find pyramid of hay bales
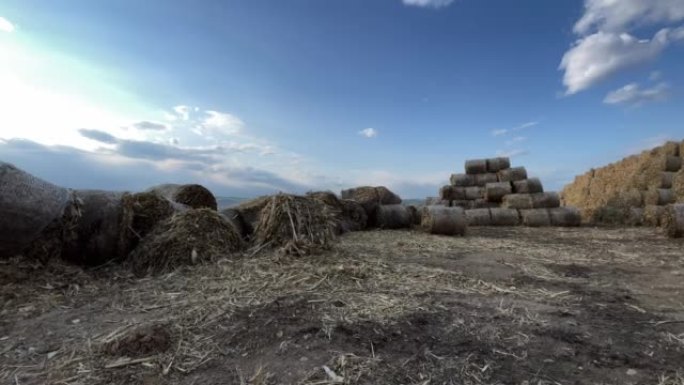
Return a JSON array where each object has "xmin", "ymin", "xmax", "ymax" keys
[
  {"xmin": 426, "ymin": 157, "xmax": 580, "ymax": 227},
  {"xmin": 562, "ymin": 140, "xmax": 684, "ymax": 226}
]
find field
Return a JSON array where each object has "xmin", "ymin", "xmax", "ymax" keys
[{"xmin": 1, "ymin": 227, "xmax": 684, "ymax": 385}]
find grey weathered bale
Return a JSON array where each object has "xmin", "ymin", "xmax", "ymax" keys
[
  {"xmin": 147, "ymin": 184, "xmax": 218, "ymax": 210},
  {"xmin": 474, "ymin": 173, "xmax": 499, "ymax": 187},
  {"xmin": 643, "ymin": 205, "xmax": 666, "ymax": 227},
  {"xmin": 421, "ymin": 206, "xmax": 467, "ymax": 236},
  {"xmin": 486, "ymin": 157, "xmax": 511, "ymax": 173},
  {"xmin": 501, "ymin": 194, "xmax": 534, "ymax": 210},
  {"xmin": 339, "ymin": 199, "xmax": 369, "ymax": 232},
  {"xmin": 663, "ymin": 204, "xmax": 684, "ymax": 238},
  {"xmin": 489, "ymin": 208, "xmax": 520, "ymax": 226},
  {"xmin": 465, "ymin": 159, "xmax": 488, "ymax": 175},
  {"xmin": 627, "ymin": 207, "xmax": 644, "ymax": 226},
  {"xmin": 548, "ymin": 207, "xmax": 582, "ymax": 227},
  {"xmin": 531, "ymin": 192, "xmax": 561, "ymax": 209},
  {"xmin": 465, "ymin": 187, "xmax": 485, "ymax": 200},
  {"xmin": 662, "ymin": 172, "xmax": 676, "ymax": 188},
  {"xmin": 512, "ymin": 178, "xmax": 544, "ymax": 194},
  {"xmin": 440, "ymin": 186, "xmax": 466, "ymax": 201},
  {"xmin": 664, "ymin": 156, "xmax": 682, "ymax": 172},
  {"xmin": 497, "ymin": 167, "xmax": 528, "ymax": 182},
  {"xmin": 643, "ymin": 188, "xmax": 675, "ymax": 206},
  {"xmin": 472, "ymin": 199, "xmax": 499, "ymax": 209},
  {"xmin": 485, "ymin": 182, "xmax": 513, "ymax": 203},
  {"xmin": 465, "ymin": 208, "xmax": 492, "ymax": 226},
  {"xmin": 520, "ymin": 209, "xmax": 551, "ymax": 227},
  {"xmin": 220, "ymin": 208, "xmax": 246, "ymax": 237},
  {"xmin": 406, "ymin": 205, "xmax": 421, "ymax": 226},
  {"xmin": 375, "ymin": 204, "xmax": 411, "ymax": 229},
  {"xmin": 450, "ymin": 200, "xmax": 474, "ymax": 209},
  {"xmin": 450, "ymin": 174, "xmax": 475, "ymax": 187}
]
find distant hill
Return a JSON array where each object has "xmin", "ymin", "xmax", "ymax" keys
[{"xmin": 216, "ymin": 197, "xmax": 248, "ymax": 209}]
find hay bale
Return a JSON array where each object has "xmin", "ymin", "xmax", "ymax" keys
[
  {"xmin": 643, "ymin": 205, "xmax": 666, "ymax": 227},
  {"xmin": 376, "ymin": 186, "xmax": 402, "ymax": 205},
  {"xmin": 474, "ymin": 173, "xmax": 499, "ymax": 187},
  {"xmin": 662, "ymin": 172, "xmax": 676, "ymax": 188},
  {"xmin": 254, "ymin": 194, "xmax": 337, "ymax": 255},
  {"xmin": 665, "ymin": 156, "xmax": 682, "ymax": 172},
  {"xmin": 549, "ymin": 207, "xmax": 581, "ymax": 227},
  {"xmin": 421, "ymin": 206, "xmax": 467, "ymax": 236},
  {"xmin": 663, "ymin": 204, "xmax": 684, "ymax": 238},
  {"xmin": 339, "ymin": 199, "xmax": 368, "ymax": 232},
  {"xmin": 616, "ymin": 188, "xmax": 644, "ymax": 207},
  {"xmin": 485, "ymin": 182, "xmax": 512, "ymax": 203},
  {"xmin": 425, "ymin": 197, "xmax": 450, "ymax": 206},
  {"xmin": 531, "ymin": 192, "xmax": 561, "ymax": 209},
  {"xmin": 147, "ymin": 184, "xmax": 217, "ymax": 210},
  {"xmin": 465, "ymin": 159, "xmax": 488, "ymax": 175},
  {"xmin": 450, "ymin": 173, "xmax": 475, "ymax": 187},
  {"xmin": 662, "ymin": 141, "xmax": 680, "ymax": 157},
  {"xmin": 643, "ymin": 188, "xmax": 674, "ymax": 206},
  {"xmin": 0, "ymin": 162, "xmax": 71, "ymax": 259},
  {"xmin": 450, "ymin": 200, "xmax": 474, "ymax": 209},
  {"xmin": 486, "ymin": 157, "xmax": 511, "ymax": 173},
  {"xmin": 501, "ymin": 194, "xmax": 534, "ymax": 210},
  {"xmin": 472, "ymin": 199, "xmax": 499, "ymax": 209},
  {"xmin": 341, "ymin": 186, "xmax": 401, "ymax": 224},
  {"xmin": 128, "ymin": 209, "xmax": 243, "ymax": 276},
  {"xmin": 440, "ymin": 186, "xmax": 466, "ymax": 201},
  {"xmin": 375, "ymin": 204, "xmax": 411, "ymax": 229},
  {"xmin": 675, "ymin": 170, "xmax": 684, "ymax": 202},
  {"xmin": 512, "ymin": 178, "xmax": 543, "ymax": 194},
  {"xmin": 220, "ymin": 208, "xmax": 246, "ymax": 237},
  {"xmin": 489, "ymin": 208, "xmax": 520, "ymax": 226},
  {"xmin": 235, "ymin": 196, "xmax": 271, "ymax": 236},
  {"xmin": 307, "ymin": 191, "xmax": 341, "ymax": 207},
  {"xmin": 406, "ymin": 205, "xmax": 421, "ymax": 226},
  {"xmin": 520, "ymin": 209, "xmax": 551, "ymax": 227},
  {"xmin": 497, "ymin": 167, "xmax": 528, "ymax": 182},
  {"xmin": 465, "ymin": 186, "xmax": 484, "ymax": 200},
  {"xmin": 591, "ymin": 206, "xmax": 630, "ymax": 225},
  {"xmin": 628, "ymin": 207, "xmax": 644, "ymax": 226},
  {"xmin": 465, "ymin": 208, "xmax": 492, "ymax": 226}
]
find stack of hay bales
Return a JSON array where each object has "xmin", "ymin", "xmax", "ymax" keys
[
  {"xmin": 562, "ymin": 140, "xmax": 684, "ymax": 228},
  {"xmin": 431, "ymin": 157, "xmax": 579, "ymax": 227},
  {"xmin": 341, "ymin": 186, "xmax": 413, "ymax": 229}
]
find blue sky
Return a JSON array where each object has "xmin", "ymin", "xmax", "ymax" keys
[{"xmin": 1, "ymin": 0, "xmax": 683, "ymax": 198}]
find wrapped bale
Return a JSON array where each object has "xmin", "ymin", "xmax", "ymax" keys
[
  {"xmin": 485, "ymin": 182, "xmax": 512, "ymax": 203},
  {"xmin": 474, "ymin": 173, "xmax": 499, "ymax": 187},
  {"xmin": 486, "ymin": 157, "xmax": 511, "ymax": 173},
  {"xmin": 663, "ymin": 204, "xmax": 684, "ymax": 238},
  {"xmin": 465, "ymin": 208, "xmax": 492, "ymax": 226},
  {"xmin": 147, "ymin": 184, "xmax": 218, "ymax": 210},
  {"xmin": 450, "ymin": 173, "xmax": 475, "ymax": 187},
  {"xmin": 489, "ymin": 208, "xmax": 520, "ymax": 226},
  {"xmin": 512, "ymin": 178, "xmax": 543, "ymax": 194},
  {"xmin": 340, "ymin": 199, "xmax": 368, "ymax": 232},
  {"xmin": 643, "ymin": 188, "xmax": 675, "ymax": 206},
  {"xmin": 472, "ymin": 199, "xmax": 499, "ymax": 209},
  {"xmin": 406, "ymin": 205, "xmax": 421, "ymax": 226},
  {"xmin": 549, "ymin": 207, "xmax": 582, "ymax": 227},
  {"xmin": 440, "ymin": 186, "xmax": 466, "ymax": 201},
  {"xmin": 501, "ymin": 194, "xmax": 534, "ymax": 210},
  {"xmin": 643, "ymin": 205, "xmax": 666, "ymax": 227},
  {"xmin": 465, "ymin": 186, "xmax": 485, "ymax": 200},
  {"xmin": 520, "ymin": 209, "xmax": 551, "ymax": 227},
  {"xmin": 664, "ymin": 156, "xmax": 682, "ymax": 172},
  {"xmin": 451, "ymin": 200, "xmax": 474, "ymax": 209},
  {"xmin": 662, "ymin": 172, "xmax": 676, "ymax": 188},
  {"xmin": 220, "ymin": 208, "xmax": 246, "ymax": 237},
  {"xmin": 421, "ymin": 206, "xmax": 467, "ymax": 236},
  {"xmin": 531, "ymin": 192, "xmax": 561, "ymax": 209},
  {"xmin": 497, "ymin": 167, "xmax": 528, "ymax": 182},
  {"xmin": 465, "ymin": 159, "xmax": 488, "ymax": 175},
  {"xmin": 426, "ymin": 197, "xmax": 450, "ymax": 206},
  {"xmin": 375, "ymin": 204, "xmax": 411, "ymax": 229}
]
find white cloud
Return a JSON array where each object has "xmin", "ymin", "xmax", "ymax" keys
[
  {"xmin": 603, "ymin": 82, "xmax": 670, "ymax": 106},
  {"xmin": 402, "ymin": 0, "xmax": 455, "ymax": 8},
  {"xmin": 491, "ymin": 121, "xmax": 537, "ymax": 137},
  {"xmin": 649, "ymin": 70, "xmax": 663, "ymax": 81},
  {"xmin": 505, "ymin": 136, "xmax": 526, "ymax": 146},
  {"xmin": 359, "ymin": 127, "xmax": 378, "ymax": 138},
  {"xmin": 574, "ymin": 0, "xmax": 684, "ymax": 35},
  {"xmin": 496, "ymin": 149, "xmax": 529, "ymax": 158},
  {"xmin": 0, "ymin": 17, "xmax": 15, "ymax": 33},
  {"xmin": 200, "ymin": 110, "xmax": 244, "ymax": 137},
  {"xmin": 173, "ymin": 105, "xmax": 191, "ymax": 121}
]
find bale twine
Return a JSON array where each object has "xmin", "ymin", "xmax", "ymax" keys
[
  {"xmin": 485, "ymin": 182, "xmax": 512, "ymax": 203},
  {"xmin": 421, "ymin": 206, "xmax": 467, "ymax": 236},
  {"xmin": 465, "ymin": 208, "xmax": 492, "ymax": 226},
  {"xmin": 643, "ymin": 188, "xmax": 675, "ymax": 206},
  {"xmin": 425, "ymin": 197, "xmax": 450, "ymax": 206},
  {"xmin": 664, "ymin": 156, "xmax": 682, "ymax": 172},
  {"xmin": 663, "ymin": 204, "xmax": 684, "ymax": 238},
  {"xmin": 451, "ymin": 200, "xmax": 474, "ymax": 209},
  {"xmin": 489, "ymin": 208, "xmax": 520, "ymax": 226},
  {"xmin": 0, "ymin": 162, "xmax": 71, "ymax": 259},
  {"xmin": 220, "ymin": 208, "xmax": 246, "ymax": 237},
  {"xmin": 512, "ymin": 178, "xmax": 543, "ymax": 194},
  {"xmin": 548, "ymin": 207, "xmax": 582, "ymax": 227},
  {"xmin": 501, "ymin": 194, "xmax": 534, "ymax": 210},
  {"xmin": 147, "ymin": 184, "xmax": 218, "ymax": 210},
  {"xmin": 643, "ymin": 205, "xmax": 666, "ymax": 227},
  {"xmin": 235, "ymin": 196, "xmax": 271, "ymax": 236},
  {"xmin": 465, "ymin": 186, "xmax": 485, "ymax": 200},
  {"xmin": 472, "ymin": 199, "xmax": 499, "ymax": 209},
  {"xmin": 497, "ymin": 167, "xmax": 528, "ymax": 182},
  {"xmin": 340, "ymin": 199, "xmax": 368, "ymax": 232},
  {"xmin": 127, "ymin": 209, "xmax": 243, "ymax": 276},
  {"xmin": 486, "ymin": 157, "xmax": 511, "ymax": 173},
  {"xmin": 375, "ymin": 204, "xmax": 412, "ymax": 229},
  {"xmin": 520, "ymin": 209, "xmax": 551, "ymax": 227},
  {"xmin": 406, "ymin": 205, "xmax": 421, "ymax": 226},
  {"xmin": 474, "ymin": 173, "xmax": 499, "ymax": 187},
  {"xmin": 450, "ymin": 173, "xmax": 475, "ymax": 187},
  {"xmin": 662, "ymin": 172, "xmax": 676, "ymax": 189},
  {"xmin": 440, "ymin": 186, "xmax": 466, "ymax": 201},
  {"xmin": 531, "ymin": 192, "xmax": 561, "ymax": 209},
  {"xmin": 465, "ymin": 159, "xmax": 488, "ymax": 175}
]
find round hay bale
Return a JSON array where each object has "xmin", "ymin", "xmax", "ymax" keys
[
  {"xmin": 474, "ymin": 173, "xmax": 499, "ymax": 187},
  {"xmin": 340, "ymin": 199, "xmax": 368, "ymax": 232},
  {"xmin": 628, "ymin": 207, "xmax": 644, "ymax": 226},
  {"xmin": 591, "ymin": 206, "xmax": 629, "ymax": 225},
  {"xmin": 0, "ymin": 162, "xmax": 70, "ymax": 259},
  {"xmin": 341, "ymin": 186, "xmax": 381, "ymax": 223},
  {"xmin": 662, "ymin": 172, "xmax": 676, "ymax": 188},
  {"xmin": 497, "ymin": 167, "xmax": 528, "ymax": 182},
  {"xmin": 406, "ymin": 205, "xmax": 421, "ymax": 226},
  {"xmin": 450, "ymin": 173, "xmax": 475, "ymax": 187},
  {"xmin": 664, "ymin": 156, "xmax": 682, "ymax": 172},
  {"xmin": 128, "ymin": 208, "xmax": 243, "ymax": 276},
  {"xmin": 489, "ymin": 208, "xmax": 520, "ymax": 226},
  {"xmin": 663, "ymin": 204, "xmax": 684, "ymax": 238},
  {"xmin": 485, "ymin": 182, "xmax": 512, "ymax": 203},
  {"xmin": 662, "ymin": 141, "xmax": 680, "ymax": 157},
  {"xmin": 307, "ymin": 191, "xmax": 342, "ymax": 207},
  {"xmin": 451, "ymin": 200, "xmax": 474, "ymax": 209},
  {"xmin": 375, "ymin": 186, "xmax": 402, "ymax": 205},
  {"xmin": 147, "ymin": 184, "xmax": 217, "ymax": 210},
  {"xmin": 254, "ymin": 194, "xmax": 337, "ymax": 255},
  {"xmin": 643, "ymin": 188, "xmax": 675, "ymax": 206},
  {"xmin": 465, "ymin": 159, "xmax": 488, "ymax": 175},
  {"xmin": 440, "ymin": 185, "xmax": 466, "ymax": 201},
  {"xmin": 235, "ymin": 196, "xmax": 271, "ymax": 236},
  {"xmin": 520, "ymin": 209, "xmax": 551, "ymax": 227},
  {"xmin": 616, "ymin": 188, "xmax": 644, "ymax": 207},
  {"xmin": 472, "ymin": 199, "xmax": 499, "ymax": 209},
  {"xmin": 465, "ymin": 186, "xmax": 485, "ymax": 200},
  {"xmin": 531, "ymin": 192, "xmax": 561, "ymax": 209},
  {"xmin": 425, "ymin": 197, "xmax": 450, "ymax": 206},
  {"xmin": 643, "ymin": 205, "xmax": 666, "ymax": 227},
  {"xmin": 375, "ymin": 204, "xmax": 411, "ymax": 229},
  {"xmin": 548, "ymin": 207, "xmax": 581, "ymax": 227},
  {"xmin": 421, "ymin": 206, "xmax": 466, "ymax": 236},
  {"xmin": 501, "ymin": 194, "xmax": 534, "ymax": 210},
  {"xmin": 512, "ymin": 178, "xmax": 544, "ymax": 194},
  {"xmin": 219, "ymin": 208, "xmax": 246, "ymax": 237},
  {"xmin": 465, "ymin": 208, "xmax": 492, "ymax": 226},
  {"xmin": 674, "ymin": 170, "xmax": 684, "ymax": 202},
  {"xmin": 486, "ymin": 157, "xmax": 511, "ymax": 173}
]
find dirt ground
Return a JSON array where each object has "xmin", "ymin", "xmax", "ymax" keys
[{"xmin": 2, "ymin": 226, "xmax": 684, "ymax": 385}]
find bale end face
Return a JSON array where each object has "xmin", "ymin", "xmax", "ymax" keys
[
  {"xmin": 485, "ymin": 182, "xmax": 512, "ymax": 203},
  {"xmin": 465, "ymin": 159, "xmax": 488, "ymax": 175}
]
